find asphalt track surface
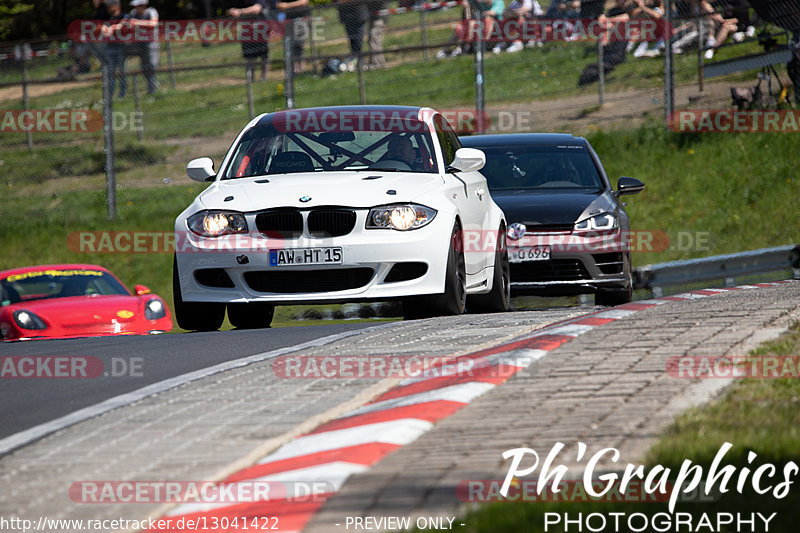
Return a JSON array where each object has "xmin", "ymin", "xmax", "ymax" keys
[{"xmin": 0, "ymin": 323, "xmax": 376, "ymax": 439}]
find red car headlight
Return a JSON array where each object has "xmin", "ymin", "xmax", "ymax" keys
[
  {"xmin": 144, "ymin": 298, "xmax": 167, "ymax": 320},
  {"xmin": 13, "ymin": 310, "xmax": 47, "ymax": 330}
]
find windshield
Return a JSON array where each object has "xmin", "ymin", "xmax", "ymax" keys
[
  {"xmin": 477, "ymin": 145, "xmax": 605, "ymax": 191},
  {"xmin": 222, "ymin": 126, "xmax": 438, "ymax": 179},
  {"xmin": 1, "ymin": 268, "xmax": 129, "ymax": 305}
]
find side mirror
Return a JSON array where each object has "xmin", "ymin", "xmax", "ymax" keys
[
  {"xmin": 447, "ymin": 148, "xmax": 486, "ymax": 173},
  {"xmin": 187, "ymin": 157, "xmax": 216, "ymax": 182},
  {"xmin": 616, "ymin": 176, "xmax": 645, "ymax": 196},
  {"xmin": 134, "ymin": 284, "xmax": 152, "ymax": 296}
]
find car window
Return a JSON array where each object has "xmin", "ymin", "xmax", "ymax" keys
[
  {"xmin": 221, "ymin": 125, "xmax": 437, "ymax": 179},
  {"xmin": 433, "ymin": 114, "xmax": 461, "ymax": 167},
  {"xmin": 1, "ymin": 269, "xmax": 129, "ymax": 305},
  {"xmin": 475, "ymin": 145, "xmax": 605, "ymax": 190}
]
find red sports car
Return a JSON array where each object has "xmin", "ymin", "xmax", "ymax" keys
[{"xmin": 0, "ymin": 264, "xmax": 172, "ymax": 341}]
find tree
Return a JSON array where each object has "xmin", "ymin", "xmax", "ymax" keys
[{"xmin": 0, "ymin": 1, "xmax": 35, "ymax": 40}]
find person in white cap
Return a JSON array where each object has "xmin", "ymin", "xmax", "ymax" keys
[{"xmin": 129, "ymin": 0, "xmax": 160, "ymax": 94}]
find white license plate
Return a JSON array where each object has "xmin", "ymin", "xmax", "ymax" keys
[
  {"xmin": 269, "ymin": 247, "xmax": 343, "ymax": 266},
  {"xmin": 509, "ymin": 245, "xmax": 550, "ymax": 263}
]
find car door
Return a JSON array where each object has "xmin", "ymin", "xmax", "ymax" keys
[{"xmin": 434, "ymin": 114, "xmax": 488, "ymax": 275}]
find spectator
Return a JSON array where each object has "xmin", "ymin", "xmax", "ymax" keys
[
  {"xmin": 128, "ymin": 0, "xmax": 159, "ymax": 94},
  {"xmin": 227, "ymin": 0, "xmax": 271, "ymax": 81},
  {"xmin": 366, "ymin": 0, "xmax": 387, "ymax": 69},
  {"xmin": 93, "ymin": 0, "xmax": 109, "ymax": 19},
  {"xmin": 473, "ymin": 0, "xmax": 506, "ymax": 37},
  {"xmin": 334, "ymin": 0, "xmax": 386, "ymax": 70},
  {"xmin": 671, "ymin": 0, "xmax": 737, "ymax": 59},
  {"xmin": 597, "ymin": 0, "xmax": 633, "ymax": 46},
  {"xmin": 436, "ymin": 1, "xmax": 474, "ymax": 58},
  {"xmin": 629, "ymin": 0, "xmax": 665, "ymax": 57},
  {"xmin": 436, "ymin": 0, "xmax": 504, "ymax": 58},
  {"xmin": 493, "ymin": 0, "xmax": 543, "ymax": 53},
  {"xmin": 721, "ymin": 0, "xmax": 757, "ymax": 41},
  {"xmin": 57, "ymin": 40, "xmax": 93, "ymax": 80},
  {"xmin": 100, "ymin": 0, "xmax": 129, "ymax": 98},
  {"xmin": 702, "ymin": 0, "xmax": 738, "ymax": 58},
  {"xmin": 544, "ymin": 0, "xmax": 573, "ymax": 19},
  {"xmin": 334, "ymin": 0, "xmax": 368, "ymax": 67},
  {"xmin": 275, "ymin": 0, "xmax": 311, "ymax": 74},
  {"xmin": 543, "ymin": 0, "xmax": 582, "ymax": 40}
]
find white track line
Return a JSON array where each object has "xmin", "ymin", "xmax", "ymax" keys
[
  {"xmin": 259, "ymin": 418, "xmax": 433, "ymax": 464},
  {"xmin": 345, "ymin": 382, "xmax": 496, "ymax": 417}
]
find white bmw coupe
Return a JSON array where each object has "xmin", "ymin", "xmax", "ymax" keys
[{"xmin": 173, "ymin": 105, "xmax": 508, "ymax": 330}]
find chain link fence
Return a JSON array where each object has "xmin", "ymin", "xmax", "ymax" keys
[{"xmin": 1, "ymin": 0, "xmax": 797, "ymax": 301}]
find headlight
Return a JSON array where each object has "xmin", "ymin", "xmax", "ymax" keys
[
  {"xmin": 13, "ymin": 310, "xmax": 47, "ymax": 330},
  {"xmin": 574, "ymin": 213, "xmax": 618, "ymax": 231},
  {"xmin": 366, "ymin": 204, "xmax": 437, "ymax": 231},
  {"xmin": 507, "ymin": 222, "xmax": 527, "ymax": 240},
  {"xmin": 144, "ymin": 298, "xmax": 167, "ymax": 320},
  {"xmin": 187, "ymin": 211, "xmax": 248, "ymax": 237}
]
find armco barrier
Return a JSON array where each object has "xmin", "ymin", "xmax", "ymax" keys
[{"xmin": 633, "ymin": 244, "xmax": 800, "ymax": 295}]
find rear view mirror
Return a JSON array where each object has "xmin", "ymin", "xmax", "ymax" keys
[
  {"xmin": 134, "ymin": 284, "xmax": 152, "ymax": 295},
  {"xmin": 319, "ymin": 131, "xmax": 355, "ymax": 143},
  {"xmin": 616, "ymin": 176, "xmax": 645, "ymax": 196},
  {"xmin": 448, "ymin": 148, "xmax": 486, "ymax": 173},
  {"xmin": 187, "ymin": 157, "xmax": 216, "ymax": 182}
]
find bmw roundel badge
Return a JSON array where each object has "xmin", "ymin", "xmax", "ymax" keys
[{"xmin": 299, "ymin": 196, "xmax": 312, "ymax": 203}]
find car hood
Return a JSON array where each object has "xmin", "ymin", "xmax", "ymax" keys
[
  {"xmin": 8, "ymin": 295, "xmax": 145, "ymax": 327},
  {"xmin": 491, "ymin": 190, "xmax": 615, "ymax": 226},
  {"xmin": 199, "ymin": 172, "xmax": 444, "ymax": 211}
]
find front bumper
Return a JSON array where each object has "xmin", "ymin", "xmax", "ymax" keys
[
  {"xmin": 175, "ymin": 210, "xmax": 453, "ymax": 304},
  {"xmin": 508, "ymin": 229, "xmax": 630, "ymax": 295}
]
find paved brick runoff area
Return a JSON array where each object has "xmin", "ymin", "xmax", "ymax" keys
[
  {"xmin": 2, "ymin": 282, "xmax": 798, "ymax": 532},
  {"xmin": 304, "ymin": 282, "xmax": 800, "ymax": 532},
  {"xmin": 0, "ymin": 309, "xmax": 589, "ymax": 527}
]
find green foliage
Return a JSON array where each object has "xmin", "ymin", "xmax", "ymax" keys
[{"xmin": 0, "ymin": 1, "xmax": 35, "ymax": 39}]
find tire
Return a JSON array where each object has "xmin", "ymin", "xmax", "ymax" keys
[
  {"xmin": 595, "ymin": 255, "xmax": 633, "ymax": 306},
  {"xmin": 468, "ymin": 226, "xmax": 511, "ymax": 313},
  {"xmin": 228, "ymin": 302, "xmax": 275, "ymax": 329},
  {"xmin": 403, "ymin": 224, "xmax": 467, "ymax": 319},
  {"xmin": 172, "ymin": 255, "xmax": 225, "ymax": 331},
  {"xmin": 595, "ymin": 285, "xmax": 633, "ymax": 306}
]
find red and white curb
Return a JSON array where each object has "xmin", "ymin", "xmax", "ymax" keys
[{"xmin": 152, "ymin": 281, "xmax": 793, "ymax": 532}]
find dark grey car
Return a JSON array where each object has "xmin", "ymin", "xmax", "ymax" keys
[{"xmin": 460, "ymin": 133, "xmax": 645, "ymax": 306}]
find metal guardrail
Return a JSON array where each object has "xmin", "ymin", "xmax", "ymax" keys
[
  {"xmin": 704, "ymin": 47, "xmax": 793, "ymax": 78},
  {"xmin": 633, "ymin": 244, "xmax": 800, "ymax": 295}
]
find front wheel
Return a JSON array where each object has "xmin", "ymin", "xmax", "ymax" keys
[
  {"xmin": 468, "ymin": 226, "xmax": 510, "ymax": 313},
  {"xmin": 594, "ymin": 285, "xmax": 633, "ymax": 306},
  {"xmin": 172, "ymin": 255, "xmax": 225, "ymax": 331},
  {"xmin": 403, "ymin": 224, "xmax": 466, "ymax": 319},
  {"xmin": 595, "ymin": 256, "xmax": 633, "ymax": 306}
]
